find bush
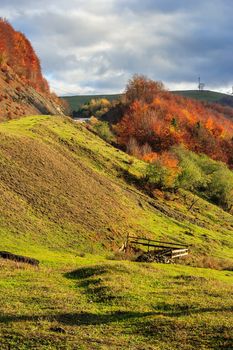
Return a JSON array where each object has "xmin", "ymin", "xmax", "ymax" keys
[
  {"xmin": 173, "ymin": 145, "xmax": 233, "ymax": 211},
  {"xmin": 75, "ymin": 98, "xmax": 112, "ymax": 119},
  {"xmin": 144, "ymin": 162, "xmax": 170, "ymax": 189},
  {"xmin": 125, "ymin": 74, "xmax": 164, "ymax": 104},
  {"xmin": 141, "ymin": 145, "xmax": 233, "ymax": 211},
  {"xmin": 207, "ymin": 168, "xmax": 233, "ymax": 211},
  {"xmin": 143, "ymin": 151, "xmax": 180, "ymax": 190},
  {"xmin": 173, "ymin": 146, "xmax": 210, "ymax": 191},
  {"xmin": 90, "ymin": 119, "xmax": 115, "ymax": 143}
]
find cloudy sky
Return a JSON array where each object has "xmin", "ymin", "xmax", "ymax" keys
[{"xmin": 1, "ymin": 0, "xmax": 233, "ymax": 95}]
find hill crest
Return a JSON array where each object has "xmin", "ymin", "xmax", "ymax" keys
[{"xmin": 62, "ymin": 90, "xmax": 233, "ymax": 113}]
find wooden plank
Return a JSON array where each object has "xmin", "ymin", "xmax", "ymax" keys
[
  {"xmin": 171, "ymin": 249, "xmax": 189, "ymax": 254},
  {"xmin": 128, "ymin": 236, "xmax": 188, "ymax": 248},
  {"xmin": 130, "ymin": 240, "xmax": 187, "ymax": 250},
  {"xmin": 172, "ymin": 252, "xmax": 189, "ymax": 258}
]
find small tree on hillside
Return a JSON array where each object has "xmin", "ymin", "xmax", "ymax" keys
[{"xmin": 125, "ymin": 74, "xmax": 165, "ymax": 104}]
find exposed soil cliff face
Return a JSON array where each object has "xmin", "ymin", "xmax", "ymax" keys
[
  {"xmin": 0, "ymin": 19, "xmax": 66, "ymax": 120},
  {"xmin": 0, "ymin": 66, "xmax": 66, "ymax": 120}
]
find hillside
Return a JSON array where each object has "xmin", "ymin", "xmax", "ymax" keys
[
  {"xmin": 173, "ymin": 89, "xmax": 233, "ymax": 106},
  {"xmin": 0, "ymin": 65, "xmax": 66, "ymax": 120},
  {"xmin": 0, "ymin": 19, "xmax": 66, "ymax": 120},
  {"xmin": 0, "ymin": 114, "xmax": 232, "ymax": 259},
  {"xmin": 0, "ymin": 115, "xmax": 232, "ymax": 349},
  {"xmin": 62, "ymin": 90, "xmax": 233, "ymax": 114}
]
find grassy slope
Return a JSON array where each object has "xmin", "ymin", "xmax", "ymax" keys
[
  {"xmin": 0, "ymin": 115, "xmax": 232, "ymax": 349},
  {"xmin": 173, "ymin": 90, "xmax": 233, "ymax": 103}
]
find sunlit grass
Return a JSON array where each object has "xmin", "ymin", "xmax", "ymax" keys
[{"xmin": 0, "ymin": 115, "xmax": 232, "ymax": 349}]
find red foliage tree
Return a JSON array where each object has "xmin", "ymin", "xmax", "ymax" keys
[
  {"xmin": 115, "ymin": 75, "xmax": 233, "ymax": 168},
  {"xmin": 0, "ymin": 18, "xmax": 49, "ymax": 92}
]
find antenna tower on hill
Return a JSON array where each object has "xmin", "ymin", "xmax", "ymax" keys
[{"xmin": 198, "ymin": 77, "xmax": 205, "ymax": 91}]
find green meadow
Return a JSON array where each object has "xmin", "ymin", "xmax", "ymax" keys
[{"xmin": 0, "ymin": 115, "xmax": 232, "ymax": 349}]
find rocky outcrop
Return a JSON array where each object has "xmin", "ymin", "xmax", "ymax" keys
[{"xmin": 0, "ymin": 65, "xmax": 67, "ymax": 121}]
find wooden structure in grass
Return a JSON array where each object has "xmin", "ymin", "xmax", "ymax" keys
[{"xmin": 121, "ymin": 235, "xmax": 189, "ymax": 263}]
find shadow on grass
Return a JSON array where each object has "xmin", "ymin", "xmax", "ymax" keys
[
  {"xmin": 1, "ymin": 310, "xmax": 232, "ymax": 350},
  {"xmin": 57, "ymin": 311, "xmax": 156, "ymax": 326},
  {"xmin": 65, "ymin": 265, "xmax": 127, "ymax": 281},
  {"xmin": 155, "ymin": 303, "xmax": 233, "ymax": 317},
  {"xmin": 64, "ymin": 265, "xmax": 127, "ymax": 303},
  {"xmin": 134, "ymin": 317, "xmax": 233, "ymax": 350},
  {"xmin": 0, "ymin": 305, "xmax": 232, "ymax": 326},
  {"xmin": 0, "ymin": 311, "xmax": 155, "ymax": 326},
  {"xmin": 65, "ymin": 266, "xmax": 108, "ymax": 280}
]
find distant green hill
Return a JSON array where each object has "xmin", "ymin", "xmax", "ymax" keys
[
  {"xmin": 62, "ymin": 94, "xmax": 122, "ymax": 112},
  {"xmin": 62, "ymin": 90, "xmax": 233, "ymax": 113},
  {"xmin": 173, "ymin": 89, "xmax": 233, "ymax": 105}
]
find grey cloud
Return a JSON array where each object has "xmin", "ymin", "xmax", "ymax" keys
[
  {"xmin": 114, "ymin": 0, "xmax": 199, "ymax": 14},
  {"xmin": 14, "ymin": 12, "xmax": 108, "ymax": 48},
  {"xmin": 1, "ymin": 0, "xmax": 233, "ymax": 94}
]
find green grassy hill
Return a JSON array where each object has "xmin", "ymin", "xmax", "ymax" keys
[
  {"xmin": 0, "ymin": 115, "xmax": 232, "ymax": 349},
  {"xmin": 173, "ymin": 90, "xmax": 233, "ymax": 104},
  {"xmin": 0, "ymin": 115, "xmax": 232, "ymax": 260},
  {"xmin": 62, "ymin": 90, "xmax": 233, "ymax": 113},
  {"xmin": 62, "ymin": 94, "xmax": 122, "ymax": 112}
]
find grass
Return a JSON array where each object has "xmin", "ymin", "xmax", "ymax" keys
[
  {"xmin": 0, "ymin": 115, "xmax": 232, "ymax": 259},
  {"xmin": 173, "ymin": 90, "xmax": 233, "ymax": 103},
  {"xmin": 0, "ymin": 258, "xmax": 232, "ymax": 349},
  {"xmin": 0, "ymin": 114, "xmax": 232, "ymax": 348}
]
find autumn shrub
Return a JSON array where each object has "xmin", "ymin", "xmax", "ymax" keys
[
  {"xmin": 89, "ymin": 116, "xmax": 99, "ymax": 125},
  {"xmin": 76, "ymin": 98, "xmax": 112, "ymax": 119},
  {"xmin": 125, "ymin": 74, "xmax": 164, "ymax": 104},
  {"xmin": 126, "ymin": 137, "xmax": 142, "ymax": 158},
  {"xmin": 126, "ymin": 138, "xmax": 153, "ymax": 159},
  {"xmin": 115, "ymin": 75, "xmax": 233, "ymax": 168}
]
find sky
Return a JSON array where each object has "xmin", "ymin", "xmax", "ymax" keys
[{"xmin": 1, "ymin": 0, "xmax": 233, "ymax": 96}]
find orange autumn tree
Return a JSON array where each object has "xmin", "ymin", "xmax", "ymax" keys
[
  {"xmin": 0, "ymin": 18, "xmax": 49, "ymax": 92},
  {"xmin": 115, "ymin": 75, "xmax": 233, "ymax": 168}
]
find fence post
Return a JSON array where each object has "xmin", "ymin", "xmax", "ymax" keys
[{"xmin": 125, "ymin": 233, "xmax": 129, "ymax": 252}]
